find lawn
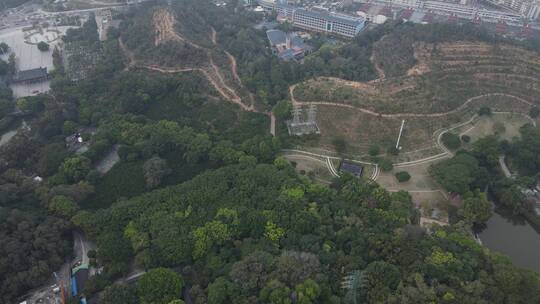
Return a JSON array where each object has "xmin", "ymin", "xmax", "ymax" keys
[
  {"xmin": 460, "ymin": 112, "xmax": 533, "ymax": 143},
  {"xmin": 282, "ymin": 154, "xmax": 334, "ymax": 184}
]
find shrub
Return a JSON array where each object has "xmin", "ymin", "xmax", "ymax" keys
[
  {"xmin": 368, "ymin": 145, "xmax": 380, "ymax": 157},
  {"xmin": 461, "ymin": 135, "xmax": 471, "ymax": 143},
  {"xmin": 395, "ymin": 171, "xmax": 411, "ymax": 182},
  {"xmin": 492, "ymin": 122, "xmax": 506, "ymax": 135},
  {"xmin": 529, "ymin": 107, "xmax": 540, "ymax": 118},
  {"xmin": 478, "ymin": 107, "xmax": 491, "ymax": 116},
  {"xmin": 441, "ymin": 133, "xmax": 461, "ymax": 150},
  {"xmin": 37, "ymin": 41, "xmax": 50, "ymax": 52},
  {"xmin": 387, "ymin": 146, "xmax": 399, "ymax": 156},
  {"xmin": 332, "ymin": 137, "xmax": 347, "ymax": 154},
  {"xmin": 378, "ymin": 159, "xmax": 393, "ymax": 172}
]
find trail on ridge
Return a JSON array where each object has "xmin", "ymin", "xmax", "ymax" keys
[{"xmin": 147, "ymin": 8, "xmax": 255, "ymax": 111}]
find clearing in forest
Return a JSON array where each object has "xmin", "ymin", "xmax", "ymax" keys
[{"xmin": 291, "ymin": 41, "xmax": 540, "ymax": 158}]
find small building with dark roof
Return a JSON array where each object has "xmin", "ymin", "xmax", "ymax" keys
[
  {"xmin": 266, "ymin": 29, "xmax": 313, "ymax": 62},
  {"xmin": 339, "ymin": 160, "xmax": 363, "ymax": 178},
  {"xmin": 11, "ymin": 67, "xmax": 49, "ymax": 84}
]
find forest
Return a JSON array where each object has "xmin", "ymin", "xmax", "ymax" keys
[
  {"xmin": 430, "ymin": 123, "xmax": 540, "ymax": 224},
  {"xmin": 1, "ymin": 0, "xmax": 540, "ymax": 303}
]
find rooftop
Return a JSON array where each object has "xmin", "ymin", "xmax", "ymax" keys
[
  {"xmin": 294, "ymin": 8, "xmax": 365, "ymax": 26},
  {"xmin": 340, "ymin": 161, "xmax": 364, "ymax": 177},
  {"xmin": 12, "ymin": 67, "xmax": 48, "ymax": 83},
  {"xmin": 266, "ymin": 29, "xmax": 313, "ymax": 61}
]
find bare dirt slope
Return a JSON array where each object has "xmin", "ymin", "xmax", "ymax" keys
[
  {"xmin": 139, "ymin": 8, "xmax": 254, "ymax": 111},
  {"xmin": 293, "ymin": 42, "xmax": 540, "ymax": 115}
]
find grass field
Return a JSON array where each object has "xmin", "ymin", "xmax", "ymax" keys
[
  {"xmin": 460, "ymin": 112, "xmax": 533, "ymax": 143},
  {"xmin": 377, "ymin": 161, "xmax": 450, "ymax": 221},
  {"xmin": 377, "ymin": 161, "xmax": 441, "ymax": 192},
  {"xmin": 297, "ymin": 104, "xmax": 458, "ymax": 157},
  {"xmin": 282, "ymin": 154, "xmax": 334, "ymax": 184}
]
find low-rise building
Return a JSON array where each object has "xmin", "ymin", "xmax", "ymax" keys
[
  {"xmin": 266, "ymin": 29, "xmax": 313, "ymax": 61},
  {"xmin": 339, "ymin": 161, "xmax": 364, "ymax": 178},
  {"xmin": 11, "ymin": 67, "xmax": 49, "ymax": 84}
]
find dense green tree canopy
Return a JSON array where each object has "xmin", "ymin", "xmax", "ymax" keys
[{"xmin": 137, "ymin": 268, "xmax": 184, "ymax": 304}]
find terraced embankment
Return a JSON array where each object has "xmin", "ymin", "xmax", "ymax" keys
[
  {"xmin": 293, "ymin": 42, "xmax": 539, "ymax": 115},
  {"xmin": 291, "ymin": 41, "xmax": 539, "ymax": 156}
]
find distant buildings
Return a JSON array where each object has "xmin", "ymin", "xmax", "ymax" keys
[
  {"xmin": 363, "ymin": 0, "xmax": 535, "ymax": 22},
  {"xmin": 259, "ymin": 0, "xmax": 366, "ymax": 38},
  {"xmin": 485, "ymin": 0, "xmax": 540, "ymax": 20},
  {"xmin": 266, "ymin": 29, "xmax": 313, "ymax": 61}
]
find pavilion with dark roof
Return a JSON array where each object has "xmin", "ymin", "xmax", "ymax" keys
[
  {"xmin": 11, "ymin": 67, "xmax": 49, "ymax": 84},
  {"xmin": 339, "ymin": 160, "xmax": 364, "ymax": 178}
]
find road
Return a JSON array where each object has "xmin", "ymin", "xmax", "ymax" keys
[
  {"xmin": 20, "ymin": 231, "xmax": 96, "ymax": 303},
  {"xmin": 499, "ymin": 155, "xmax": 513, "ymax": 178}
]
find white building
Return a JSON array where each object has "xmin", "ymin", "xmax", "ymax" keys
[
  {"xmin": 259, "ymin": 0, "xmax": 366, "ymax": 37},
  {"xmin": 486, "ymin": 0, "xmax": 540, "ymax": 19}
]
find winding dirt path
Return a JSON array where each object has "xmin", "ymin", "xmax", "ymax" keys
[
  {"xmin": 146, "ymin": 9, "xmax": 256, "ymax": 111},
  {"xmin": 210, "ymin": 26, "xmax": 217, "ymax": 45},
  {"xmin": 120, "ymin": 8, "xmax": 276, "ymax": 134},
  {"xmin": 153, "ymin": 9, "xmax": 202, "ymax": 49},
  {"xmin": 225, "ymin": 51, "xmax": 242, "ymax": 85}
]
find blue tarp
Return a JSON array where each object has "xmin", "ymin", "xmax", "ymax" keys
[{"xmin": 71, "ymin": 276, "xmax": 78, "ymax": 296}]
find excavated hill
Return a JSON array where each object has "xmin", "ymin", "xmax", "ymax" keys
[
  {"xmin": 294, "ymin": 41, "xmax": 539, "ymax": 115},
  {"xmin": 118, "ymin": 4, "xmax": 254, "ymax": 110}
]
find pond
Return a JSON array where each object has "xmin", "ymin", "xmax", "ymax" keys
[{"xmin": 478, "ymin": 208, "xmax": 540, "ymax": 272}]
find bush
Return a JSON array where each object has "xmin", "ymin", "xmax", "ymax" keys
[
  {"xmin": 387, "ymin": 146, "xmax": 399, "ymax": 156},
  {"xmin": 37, "ymin": 41, "xmax": 50, "ymax": 52},
  {"xmin": 529, "ymin": 107, "xmax": 540, "ymax": 118},
  {"xmin": 332, "ymin": 137, "xmax": 347, "ymax": 154},
  {"xmin": 272, "ymin": 100, "xmax": 292, "ymax": 121},
  {"xmin": 478, "ymin": 107, "xmax": 491, "ymax": 116},
  {"xmin": 368, "ymin": 145, "xmax": 380, "ymax": 157},
  {"xmin": 492, "ymin": 122, "xmax": 506, "ymax": 135},
  {"xmin": 395, "ymin": 171, "xmax": 411, "ymax": 182},
  {"xmin": 378, "ymin": 159, "xmax": 393, "ymax": 172},
  {"xmin": 461, "ymin": 135, "xmax": 471, "ymax": 143},
  {"xmin": 0, "ymin": 42, "xmax": 9, "ymax": 55},
  {"xmin": 441, "ymin": 133, "xmax": 461, "ymax": 150}
]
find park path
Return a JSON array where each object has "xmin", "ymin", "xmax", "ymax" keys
[
  {"xmin": 499, "ymin": 155, "xmax": 513, "ymax": 178},
  {"xmin": 290, "ymin": 83, "xmax": 534, "ymax": 118},
  {"xmin": 282, "ymin": 149, "xmax": 380, "ymax": 181},
  {"xmin": 270, "ymin": 112, "xmax": 276, "ymax": 136}
]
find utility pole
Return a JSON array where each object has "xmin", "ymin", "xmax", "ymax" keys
[{"xmin": 395, "ymin": 119, "xmax": 405, "ymax": 150}]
